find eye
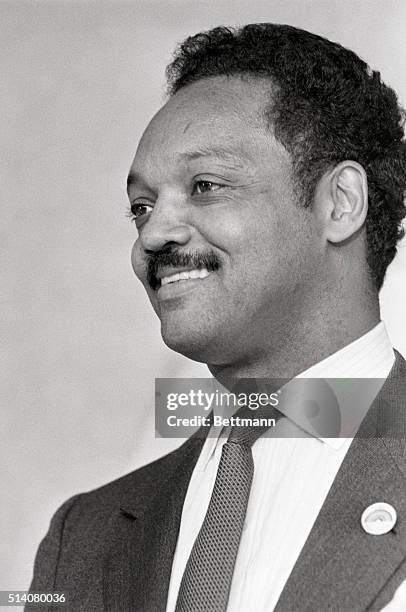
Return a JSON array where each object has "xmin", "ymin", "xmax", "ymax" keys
[
  {"xmin": 128, "ymin": 202, "xmax": 153, "ymax": 222},
  {"xmin": 193, "ymin": 180, "xmax": 222, "ymax": 195}
]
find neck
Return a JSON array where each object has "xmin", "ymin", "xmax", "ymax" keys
[{"xmin": 208, "ymin": 300, "xmax": 380, "ymax": 385}]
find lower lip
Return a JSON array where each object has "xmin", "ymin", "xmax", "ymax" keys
[{"xmin": 156, "ymin": 276, "xmax": 211, "ymax": 301}]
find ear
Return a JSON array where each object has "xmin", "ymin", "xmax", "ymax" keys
[{"xmin": 315, "ymin": 161, "xmax": 368, "ymax": 244}]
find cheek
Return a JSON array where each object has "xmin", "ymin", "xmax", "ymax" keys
[
  {"xmin": 237, "ymin": 211, "xmax": 313, "ymax": 286},
  {"xmin": 194, "ymin": 206, "xmax": 247, "ymax": 255}
]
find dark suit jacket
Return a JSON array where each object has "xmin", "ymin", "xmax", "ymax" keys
[{"xmin": 27, "ymin": 352, "xmax": 406, "ymax": 611}]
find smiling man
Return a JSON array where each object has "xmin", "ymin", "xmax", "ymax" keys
[
  {"xmin": 129, "ymin": 76, "xmax": 333, "ymax": 376},
  {"xmin": 28, "ymin": 24, "xmax": 406, "ymax": 612}
]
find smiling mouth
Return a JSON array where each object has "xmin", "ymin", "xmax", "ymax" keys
[
  {"xmin": 147, "ymin": 250, "xmax": 220, "ymax": 291},
  {"xmin": 160, "ymin": 268, "xmax": 210, "ymax": 287}
]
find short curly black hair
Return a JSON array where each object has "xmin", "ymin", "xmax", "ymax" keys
[{"xmin": 166, "ymin": 23, "xmax": 406, "ymax": 290}]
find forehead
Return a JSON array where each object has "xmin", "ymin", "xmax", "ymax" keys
[{"xmin": 134, "ymin": 76, "xmax": 276, "ymax": 168}]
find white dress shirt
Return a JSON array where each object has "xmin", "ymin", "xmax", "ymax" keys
[{"xmin": 166, "ymin": 322, "xmax": 395, "ymax": 612}]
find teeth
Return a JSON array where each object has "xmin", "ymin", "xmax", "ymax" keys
[{"xmin": 161, "ymin": 268, "xmax": 210, "ymax": 286}]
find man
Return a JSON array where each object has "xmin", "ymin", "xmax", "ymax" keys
[{"xmin": 28, "ymin": 23, "xmax": 406, "ymax": 611}]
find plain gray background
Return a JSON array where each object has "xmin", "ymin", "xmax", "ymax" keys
[{"xmin": 2, "ymin": 0, "xmax": 406, "ymax": 594}]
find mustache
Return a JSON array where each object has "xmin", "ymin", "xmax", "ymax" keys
[{"xmin": 147, "ymin": 247, "xmax": 221, "ymax": 289}]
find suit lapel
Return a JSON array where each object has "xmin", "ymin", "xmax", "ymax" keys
[
  {"xmin": 101, "ymin": 355, "xmax": 406, "ymax": 611},
  {"xmin": 276, "ymin": 352, "xmax": 406, "ymax": 611},
  {"xmin": 103, "ymin": 433, "xmax": 205, "ymax": 612}
]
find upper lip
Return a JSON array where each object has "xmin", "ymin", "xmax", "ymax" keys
[{"xmin": 156, "ymin": 266, "xmax": 208, "ymax": 280}]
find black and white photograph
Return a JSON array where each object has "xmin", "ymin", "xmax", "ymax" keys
[{"xmin": 2, "ymin": 1, "xmax": 406, "ymax": 611}]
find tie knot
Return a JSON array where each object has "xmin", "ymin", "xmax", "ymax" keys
[{"xmin": 227, "ymin": 403, "xmax": 281, "ymax": 447}]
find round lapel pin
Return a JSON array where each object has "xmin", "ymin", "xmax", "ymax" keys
[{"xmin": 361, "ymin": 502, "xmax": 397, "ymax": 535}]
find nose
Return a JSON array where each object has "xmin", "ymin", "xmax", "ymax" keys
[{"xmin": 139, "ymin": 199, "xmax": 192, "ymax": 253}]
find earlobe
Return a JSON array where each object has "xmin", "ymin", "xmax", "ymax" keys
[{"xmin": 326, "ymin": 161, "xmax": 368, "ymax": 244}]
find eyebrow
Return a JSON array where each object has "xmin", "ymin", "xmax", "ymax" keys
[
  {"xmin": 181, "ymin": 145, "xmax": 248, "ymax": 167},
  {"xmin": 126, "ymin": 144, "xmax": 249, "ymax": 193},
  {"xmin": 126, "ymin": 171, "xmax": 147, "ymax": 194}
]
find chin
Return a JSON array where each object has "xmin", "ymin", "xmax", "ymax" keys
[{"xmin": 160, "ymin": 320, "xmax": 219, "ymax": 363}]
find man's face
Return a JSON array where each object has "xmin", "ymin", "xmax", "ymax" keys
[{"xmin": 128, "ymin": 76, "xmax": 324, "ymax": 364}]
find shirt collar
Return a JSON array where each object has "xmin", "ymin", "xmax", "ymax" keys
[
  {"xmin": 289, "ymin": 320, "xmax": 395, "ymax": 448},
  {"xmin": 202, "ymin": 321, "xmax": 395, "ymax": 466}
]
